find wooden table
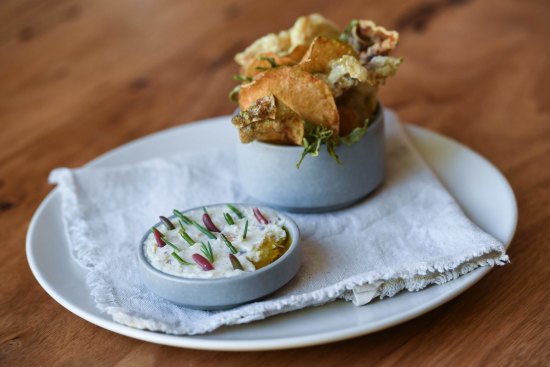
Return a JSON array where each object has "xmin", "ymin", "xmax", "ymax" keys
[{"xmin": 1, "ymin": 0, "xmax": 549, "ymax": 365}]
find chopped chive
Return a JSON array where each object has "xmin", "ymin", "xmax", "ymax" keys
[
  {"xmin": 220, "ymin": 234, "xmax": 238, "ymax": 254},
  {"xmin": 178, "ymin": 228, "xmax": 196, "ymax": 246},
  {"xmin": 202, "ymin": 206, "xmax": 208, "ymax": 214},
  {"xmin": 159, "ymin": 216, "xmax": 175, "ymax": 230},
  {"xmin": 243, "ymin": 219, "xmax": 249, "ymax": 239},
  {"xmin": 192, "ymin": 220, "xmax": 217, "ymax": 239},
  {"xmin": 226, "ymin": 204, "xmax": 244, "ymax": 219},
  {"xmin": 173, "ymin": 209, "xmax": 192, "ymax": 225},
  {"xmin": 171, "ymin": 252, "xmax": 192, "ymax": 265},
  {"xmin": 200, "ymin": 241, "xmax": 215, "ymax": 263},
  {"xmin": 224, "ymin": 212, "xmax": 235, "ymax": 225},
  {"xmin": 160, "ymin": 233, "xmax": 181, "ymax": 251}
]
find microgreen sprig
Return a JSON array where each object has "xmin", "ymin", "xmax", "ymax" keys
[
  {"xmin": 220, "ymin": 234, "xmax": 238, "ymax": 254},
  {"xmin": 296, "ymin": 121, "xmax": 339, "ymax": 169},
  {"xmin": 227, "ymin": 204, "xmax": 244, "ymax": 219},
  {"xmin": 172, "ymin": 252, "xmax": 192, "ymax": 265},
  {"xmin": 233, "ymin": 74, "xmax": 253, "ymax": 83},
  {"xmin": 200, "ymin": 241, "xmax": 215, "ymax": 263},
  {"xmin": 259, "ymin": 56, "xmax": 279, "ymax": 68},
  {"xmin": 296, "ymin": 117, "xmax": 371, "ymax": 168}
]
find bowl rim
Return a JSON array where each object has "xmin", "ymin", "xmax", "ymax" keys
[
  {"xmin": 238, "ymin": 102, "xmax": 383, "ymax": 150},
  {"xmin": 138, "ymin": 203, "xmax": 300, "ymax": 285}
]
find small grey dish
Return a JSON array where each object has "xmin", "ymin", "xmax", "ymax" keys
[
  {"xmin": 138, "ymin": 204, "xmax": 301, "ymax": 310},
  {"xmin": 236, "ymin": 104, "xmax": 385, "ymax": 213}
]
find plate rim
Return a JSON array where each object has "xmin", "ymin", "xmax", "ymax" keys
[{"xmin": 25, "ymin": 117, "xmax": 517, "ymax": 351}]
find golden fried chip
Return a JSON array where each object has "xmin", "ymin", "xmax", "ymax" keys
[
  {"xmin": 298, "ymin": 37, "xmax": 358, "ymax": 74},
  {"xmin": 240, "ymin": 45, "xmax": 308, "ymax": 78},
  {"xmin": 239, "ymin": 66, "xmax": 339, "ymax": 134}
]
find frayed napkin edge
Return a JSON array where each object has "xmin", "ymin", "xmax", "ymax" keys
[{"xmin": 97, "ymin": 245, "xmax": 508, "ymax": 336}]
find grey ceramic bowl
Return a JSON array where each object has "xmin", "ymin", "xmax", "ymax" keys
[
  {"xmin": 237, "ymin": 104, "xmax": 385, "ymax": 213},
  {"xmin": 138, "ymin": 204, "xmax": 301, "ymax": 310}
]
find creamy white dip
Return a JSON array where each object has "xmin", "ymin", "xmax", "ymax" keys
[{"xmin": 144, "ymin": 205, "xmax": 288, "ymax": 279}]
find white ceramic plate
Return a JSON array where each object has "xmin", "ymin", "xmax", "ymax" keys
[{"xmin": 26, "ymin": 116, "xmax": 517, "ymax": 351}]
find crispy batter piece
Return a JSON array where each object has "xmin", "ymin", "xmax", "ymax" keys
[
  {"xmin": 234, "ymin": 14, "xmax": 339, "ymax": 68},
  {"xmin": 342, "ymin": 20, "xmax": 399, "ymax": 64},
  {"xmin": 232, "ymin": 94, "xmax": 304, "ymax": 145},
  {"xmin": 315, "ymin": 54, "xmax": 369, "ymax": 97},
  {"xmin": 365, "ymin": 56, "xmax": 402, "ymax": 86}
]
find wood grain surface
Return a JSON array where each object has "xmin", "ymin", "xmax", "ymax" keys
[{"xmin": 1, "ymin": 0, "xmax": 549, "ymax": 365}]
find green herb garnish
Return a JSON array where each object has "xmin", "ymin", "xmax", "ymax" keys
[
  {"xmin": 233, "ymin": 74, "xmax": 253, "ymax": 83},
  {"xmin": 296, "ymin": 117, "xmax": 373, "ymax": 168},
  {"xmin": 339, "ymin": 118, "xmax": 370, "ymax": 146},
  {"xmin": 173, "ymin": 209, "xmax": 192, "ymax": 225},
  {"xmin": 259, "ymin": 56, "xmax": 279, "ymax": 68},
  {"xmin": 160, "ymin": 233, "xmax": 181, "ymax": 251},
  {"xmin": 296, "ymin": 121, "xmax": 339, "ymax": 168},
  {"xmin": 224, "ymin": 212, "xmax": 235, "ymax": 225},
  {"xmin": 339, "ymin": 20, "xmax": 359, "ymax": 43},
  {"xmin": 228, "ymin": 85, "xmax": 240, "ymax": 102},
  {"xmin": 192, "ymin": 220, "xmax": 217, "ymax": 239},
  {"xmin": 220, "ymin": 234, "xmax": 238, "ymax": 254},
  {"xmin": 178, "ymin": 227, "xmax": 196, "ymax": 246},
  {"xmin": 171, "ymin": 252, "xmax": 192, "ymax": 265},
  {"xmin": 200, "ymin": 241, "xmax": 215, "ymax": 263},
  {"xmin": 227, "ymin": 204, "xmax": 244, "ymax": 219},
  {"xmin": 243, "ymin": 219, "xmax": 249, "ymax": 239}
]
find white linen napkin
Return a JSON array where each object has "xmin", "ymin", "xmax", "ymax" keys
[{"xmin": 49, "ymin": 109, "xmax": 508, "ymax": 335}]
